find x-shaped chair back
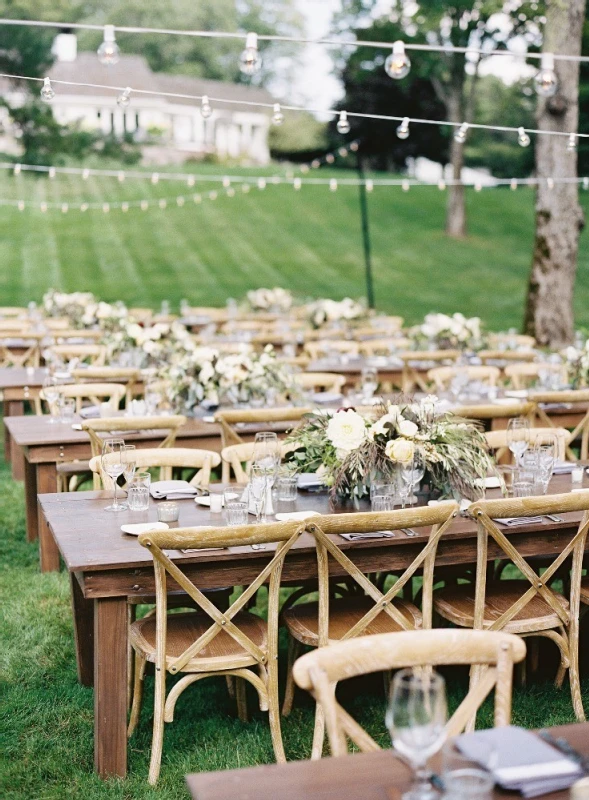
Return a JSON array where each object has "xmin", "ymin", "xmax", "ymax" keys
[
  {"xmin": 214, "ymin": 406, "xmax": 312, "ymax": 450},
  {"xmin": 529, "ymin": 389, "xmax": 589, "ymax": 460},
  {"xmin": 398, "ymin": 350, "xmax": 460, "ymax": 393},
  {"xmin": 0, "ymin": 334, "xmax": 43, "ymax": 367}
]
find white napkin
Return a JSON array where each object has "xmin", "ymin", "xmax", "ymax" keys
[
  {"xmin": 297, "ymin": 473, "xmax": 327, "ymax": 490},
  {"xmin": 495, "ymin": 516, "xmax": 543, "ymax": 526},
  {"xmin": 79, "ymin": 405, "xmax": 101, "ymax": 419},
  {"xmin": 552, "ymin": 461, "xmax": 575, "ymax": 474},
  {"xmin": 150, "ymin": 480, "xmax": 198, "ymax": 500},
  {"xmin": 274, "ymin": 511, "xmax": 320, "ymax": 522},
  {"xmin": 340, "ymin": 530, "xmax": 396, "ymax": 541}
]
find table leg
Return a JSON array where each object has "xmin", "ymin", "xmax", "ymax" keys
[
  {"xmin": 24, "ymin": 455, "xmax": 38, "ymax": 542},
  {"xmin": 70, "ymin": 573, "xmax": 94, "ymax": 687},
  {"xmin": 36, "ymin": 463, "xmax": 60, "ymax": 570},
  {"xmin": 3, "ymin": 399, "xmax": 23, "ymax": 464},
  {"xmin": 94, "ymin": 596, "xmax": 128, "ymax": 779},
  {"xmin": 9, "ymin": 433, "xmax": 26, "ymax": 481}
]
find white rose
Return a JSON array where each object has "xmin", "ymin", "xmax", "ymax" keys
[
  {"xmin": 398, "ymin": 419, "xmax": 418, "ymax": 437},
  {"xmin": 326, "ymin": 409, "xmax": 366, "ymax": 453},
  {"xmin": 385, "ymin": 438, "xmax": 415, "ymax": 464}
]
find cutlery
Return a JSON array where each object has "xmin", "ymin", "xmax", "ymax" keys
[
  {"xmin": 401, "ymin": 528, "xmax": 419, "ymax": 537},
  {"xmin": 544, "ymin": 514, "xmax": 563, "ymax": 523},
  {"xmin": 251, "ymin": 543, "xmax": 266, "ymax": 550},
  {"xmin": 538, "ymin": 729, "xmax": 589, "ymax": 774}
]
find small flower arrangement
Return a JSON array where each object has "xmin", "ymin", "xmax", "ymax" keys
[
  {"xmin": 564, "ymin": 342, "xmax": 589, "ymax": 388},
  {"xmin": 307, "ymin": 297, "xmax": 367, "ymax": 329},
  {"xmin": 412, "ymin": 312, "xmax": 483, "ymax": 351},
  {"xmin": 105, "ymin": 320, "xmax": 190, "ymax": 366},
  {"xmin": 42, "ymin": 290, "xmax": 128, "ymax": 330},
  {"xmin": 246, "ymin": 287, "xmax": 293, "ymax": 312},
  {"xmin": 286, "ymin": 397, "xmax": 493, "ymax": 502}
]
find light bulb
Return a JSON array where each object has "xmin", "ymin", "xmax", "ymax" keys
[
  {"xmin": 336, "ymin": 110, "xmax": 350, "ymax": 135},
  {"xmin": 118, "ymin": 171, "xmax": 125, "ymax": 182},
  {"xmin": 293, "ymin": 177, "xmax": 302, "ymax": 190},
  {"xmin": 151, "ymin": 173, "xmax": 159, "ymax": 185},
  {"xmin": 48, "ymin": 167, "xmax": 56, "ymax": 179},
  {"xmin": 176, "ymin": 196, "xmax": 185, "ymax": 206},
  {"xmin": 122, "ymin": 202, "xmax": 129, "ymax": 212},
  {"xmin": 61, "ymin": 203, "xmax": 68, "ymax": 213},
  {"xmin": 517, "ymin": 127, "xmax": 531, "ymax": 147},
  {"xmin": 311, "ymin": 159, "xmax": 321, "ymax": 169},
  {"xmin": 567, "ymin": 133, "xmax": 577, "ymax": 152},
  {"xmin": 547, "ymin": 177, "xmax": 555, "ymax": 189},
  {"xmin": 402, "ymin": 180, "xmax": 410, "ymax": 192},
  {"xmin": 325, "ymin": 153, "xmax": 335, "ymax": 164},
  {"xmin": 159, "ymin": 199, "xmax": 167, "ymax": 209},
  {"xmin": 257, "ymin": 178, "xmax": 266, "ymax": 190},
  {"xmin": 117, "ymin": 87, "xmax": 131, "ymax": 108},
  {"xmin": 438, "ymin": 180, "xmax": 446, "ymax": 191},
  {"xmin": 14, "ymin": 163, "xmax": 21, "ymax": 175},
  {"xmin": 272, "ymin": 103, "xmax": 284, "ymax": 125},
  {"xmin": 18, "ymin": 200, "xmax": 24, "ymax": 211},
  {"xmin": 40, "ymin": 77, "xmax": 55, "ymax": 103},
  {"xmin": 454, "ymin": 123, "xmax": 469, "ymax": 144},
  {"xmin": 534, "ymin": 52, "xmax": 558, "ymax": 97},
  {"xmin": 80, "ymin": 203, "xmax": 88, "ymax": 212},
  {"xmin": 239, "ymin": 32, "xmax": 262, "ymax": 76},
  {"xmin": 396, "ymin": 117, "xmax": 410, "ymax": 140},
  {"xmin": 329, "ymin": 179, "xmax": 338, "ymax": 192},
  {"xmin": 222, "ymin": 176, "xmax": 231, "ymax": 188},
  {"xmin": 338, "ymin": 147, "xmax": 348, "ymax": 157},
  {"xmin": 510, "ymin": 179, "xmax": 518, "ymax": 191},
  {"xmin": 103, "ymin": 203, "xmax": 110, "ymax": 213},
  {"xmin": 365, "ymin": 179, "xmax": 373, "ymax": 192},
  {"xmin": 200, "ymin": 95, "xmax": 212, "ymax": 119},
  {"xmin": 140, "ymin": 200, "xmax": 148, "ymax": 211},
  {"xmin": 82, "ymin": 168, "xmax": 90, "ymax": 180},
  {"xmin": 349, "ymin": 141, "xmax": 359, "ymax": 152},
  {"xmin": 97, "ymin": 25, "xmax": 120, "ymax": 65},
  {"xmin": 385, "ymin": 40, "xmax": 411, "ymax": 79},
  {"xmin": 583, "ymin": 177, "xmax": 589, "ymax": 190}
]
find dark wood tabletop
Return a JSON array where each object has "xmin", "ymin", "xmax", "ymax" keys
[
  {"xmin": 0, "ymin": 366, "xmax": 47, "ymax": 389},
  {"xmin": 186, "ymin": 723, "xmax": 589, "ymax": 800}
]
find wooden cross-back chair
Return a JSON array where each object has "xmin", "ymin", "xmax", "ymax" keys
[
  {"xmin": 0, "ymin": 333, "xmax": 43, "ymax": 368},
  {"xmin": 0, "ymin": 319, "xmax": 34, "ymax": 332},
  {"xmin": 398, "ymin": 350, "xmax": 460, "ymax": 393},
  {"xmin": 451, "ymin": 401, "xmax": 535, "ymax": 425},
  {"xmin": 294, "ymin": 372, "xmax": 346, "ymax": 395},
  {"xmin": 71, "ymin": 366, "xmax": 142, "ymax": 406},
  {"xmin": 49, "ymin": 328, "xmax": 104, "ymax": 342},
  {"xmin": 90, "ymin": 447, "xmax": 220, "ymax": 489},
  {"xmin": 434, "ymin": 491, "xmax": 589, "ymax": 723},
  {"xmin": 131, "ymin": 520, "xmax": 308, "ymax": 782},
  {"xmin": 214, "ymin": 406, "xmax": 312, "ymax": 450},
  {"xmin": 478, "ymin": 350, "xmax": 537, "ymax": 365},
  {"xmin": 304, "ymin": 340, "xmax": 359, "ymax": 361},
  {"xmin": 485, "ymin": 426, "xmax": 571, "ymax": 464},
  {"xmin": 357, "ymin": 337, "xmax": 410, "ymax": 357},
  {"xmin": 48, "ymin": 343, "xmax": 107, "ymax": 366},
  {"xmin": 128, "ymin": 307, "xmax": 154, "ymax": 324},
  {"xmin": 53, "ymin": 382, "xmax": 126, "ymax": 413},
  {"xmin": 221, "ymin": 441, "xmax": 295, "ymax": 484},
  {"xmin": 504, "ymin": 362, "xmax": 567, "ymax": 390},
  {"xmin": 280, "ymin": 502, "xmax": 459, "ymax": 757},
  {"xmin": 528, "ymin": 389, "xmax": 589, "ymax": 460},
  {"xmin": 487, "ymin": 333, "xmax": 536, "ymax": 350},
  {"xmin": 293, "ymin": 629, "xmax": 527, "ymax": 757},
  {"xmin": 427, "ymin": 365, "xmax": 500, "ymax": 392},
  {"xmin": 0, "ymin": 306, "xmax": 27, "ymax": 317}
]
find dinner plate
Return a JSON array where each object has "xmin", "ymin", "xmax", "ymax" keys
[
  {"xmin": 121, "ymin": 521, "xmax": 169, "ymax": 536},
  {"xmin": 275, "ymin": 511, "xmax": 320, "ymax": 521}
]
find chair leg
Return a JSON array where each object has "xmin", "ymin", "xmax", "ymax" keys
[
  {"xmin": 128, "ymin": 654, "xmax": 147, "ymax": 737},
  {"xmin": 311, "ymin": 703, "xmax": 326, "ymax": 760},
  {"xmin": 267, "ymin": 662, "xmax": 286, "ymax": 763},
  {"xmin": 147, "ymin": 664, "xmax": 166, "ymax": 785},
  {"xmin": 282, "ymin": 635, "xmax": 303, "ymax": 717},
  {"xmin": 236, "ymin": 677, "xmax": 248, "ymax": 722}
]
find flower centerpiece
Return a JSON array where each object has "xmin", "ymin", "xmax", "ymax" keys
[
  {"xmin": 286, "ymin": 397, "xmax": 493, "ymax": 502},
  {"xmin": 105, "ymin": 319, "xmax": 190, "ymax": 367},
  {"xmin": 307, "ymin": 297, "xmax": 367, "ymax": 329},
  {"xmin": 412, "ymin": 312, "xmax": 483, "ymax": 351},
  {"xmin": 245, "ymin": 287, "xmax": 293, "ymax": 313},
  {"xmin": 564, "ymin": 342, "xmax": 589, "ymax": 388},
  {"xmin": 42, "ymin": 289, "xmax": 128, "ymax": 330}
]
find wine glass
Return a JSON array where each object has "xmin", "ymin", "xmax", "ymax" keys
[
  {"xmin": 121, "ymin": 444, "xmax": 137, "ymax": 487},
  {"xmin": 42, "ymin": 375, "xmax": 60, "ymax": 424},
  {"xmin": 534, "ymin": 435, "xmax": 556, "ymax": 494},
  {"xmin": 360, "ymin": 367, "xmax": 378, "ymax": 400},
  {"xmin": 252, "ymin": 432, "xmax": 281, "ymax": 482},
  {"xmin": 102, "ymin": 439, "xmax": 126, "ymax": 511},
  {"xmin": 399, "ymin": 451, "xmax": 426, "ymax": 510},
  {"xmin": 506, "ymin": 417, "xmax": 530, "ymax": 467},
  {"xmin": 248, "ymin": 463, "xmax": 270, "ymax": 526},
  {"xmin": 386, "ymin": 669, "xmax": 448, "ymax": 800}
]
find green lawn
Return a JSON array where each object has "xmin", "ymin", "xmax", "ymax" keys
[
  {"xmin": 0, "ymin": 163, "xmax": 587, "ymax": 329},
  {"xmin": 1, "ymin": 426, "xmax": 588, "ymax": 799}
]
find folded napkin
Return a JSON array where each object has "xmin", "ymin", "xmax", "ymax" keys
[
  {"xmin": 297, "ymin": 473, "xmax": 327, "ymax": 491},
  {"xmin": 553, "ymin": 461, "xmax": 575, "ymax": 475},
  {"xmin": 495, "ymin": 516, "xmax": 543, "ymax": 526},
  {"xmin": 457, "ymin": 726, "xmax": 583, "ymax": 798},
  {"xmin": 79, "ymin": 405, "xmax": 101, "ymax": 419},
  {"xmin": 340, "ymin": 530, "xmax": 396, "ymax": 541},
  {"xmin": 150, "ymin": 480, "xmax": 198, "ymax": 500},
  {"xmin": 310, "ymin": 391, "xmax": 343, "ymax": 404}
]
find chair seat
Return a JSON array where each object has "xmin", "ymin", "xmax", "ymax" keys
[
  {"xmin": 434, "ymin": 581, "xmax": 569, "ymax": 634},
  {"xmin": 129, "ymin": 611, "xmax": 267, "ymax": 671},
  {"xmin": 282, "ymin": 596, "xmax": 422, "ymax": 646},
  {"xmin": 56, "ymin": 460, "xmax": 91, "ymax": 475},
  {"xmin": 581, "ymin": 578, "xmax": 589, "ymax": 606}
]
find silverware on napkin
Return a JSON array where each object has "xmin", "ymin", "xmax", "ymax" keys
[{"xmin": 538, "ymin": 730, "xmax": 589, "ymax": 775}]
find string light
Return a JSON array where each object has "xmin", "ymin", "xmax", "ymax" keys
[
  {"xmin": 365, "ymin": 179, "xmax": 373, "ymax": 192},
  {"xmin": 547, "ymin": 177, "xmax": 555, "ymax": 189},
  {"xmin": 567, "ymin": 133, "xmax": 577, "ymax": 152},
  {"xmin": 396, "ymin": 117, "xmax": 410, "ymax": 140},
  {"xmin": 239, "ymin": 32, "xmax": 262, "ymax": 76},
  {"xmin": 325, "ymin": 153, "xmax": 335, "ymax": 164},
  {"xmin": 257, "ymin": 178, "xmax": 266, "ymax": 190},
  {"xmin": 271, "ymin": 103, "xmax": 284, "ymax": 126},
  {"xmin": 200, "ymin": 95, "xmax": 212, "ymax": 119},
  {"xmin": 329, "ymin": 178, "xmax": 337, "ymax": 192},
  {"xmin": 13, "ymin": 163, "xmax": 21, "ymax": 175},
  {"xmin": 222, "ymin": 176, "xmax": 231, "ymax": 188},
  {"xmin": 336, "ymin": 111, "xmax": 350, "ymax": 135},
  {"xmin": 97, "ymin": 24, "xmax": 120, "ymax": 66},
  {"xmin": 40, "ymin": 77, "xmax": 54, "ymax": 103},
  {"xmin": 176, "ymin": 196, "xmax": 185, "ymax": 206},
  {"xmin": 208, "ymin": 190, "xmax": 217, "ymax": 200},
  {"xmin": 151, "ymin": 173, "xmax": 159, "ymax": 185},
  {"xmin": 438, "ymin": 180, "xmax": 446, "ymax": 191},
  {"xmin": 48, "ymin": 166, "xmax": 56, "ymax": 179},
  {"xmin": 402, "ymin": 180, "xmax": 410, "ymax": 192},
  {"xmin": 117, "ymin": 171, "xmax": 125, "ymax": 182},
  {"xmin": 293, "ymin": 177, "xmax": 302, "ymax": 190},
  {"xmin": 116, "ymin": 87, "xmax": 131, "ymax": 108},
  {"xmin": 517, "ymin": 127, "xmax": 531, "ymax": 147},
  {"xmin": 187, "ymin": 176, "xmax": 195, "ymax": 187},
  {"xmin": 454, "ymin": 123, "xmax": 469, "ymax": 144},
  {"xmin": 82, "ymin": 168, "xmax": 89, "ymax": 180},
  {"xmin": 510, "ymin": 179, "xmax": 518, "ymax": 191},
  {"xmin": 535, "ymin": 53, "xmax": 558, "ymax": 97},
  {"xmin": 385, "ymin": 41, "xmax": 411, "ymax": 79}
]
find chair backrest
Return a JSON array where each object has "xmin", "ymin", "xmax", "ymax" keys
[
  {"xmin": 487, "ymin": 333, "xmax": 536, "ymax": 349},
  {"xmin": 0, "ymin": 306, "xmax": 27, "ymax": 317},
  {"xmin": 50, "ymin": 329, "xmax": 104, "ymax": 342},
  {"xmin": 294, "ymin": 372, "xmax": 346, "ymax": 393},
  {"xmin": 71, "ymin": 367, "xmax": 142, "ymax": 406},
  {"xmin": 357, "ymin": 338, "xmax": 410, "ymax": 356},
  {"xmin": 221, "ymin": 441, "xmax": 295, "ymax": 483},
  {"xmin": 293, "ymin": 629, "xmax": 526, "ymax": 756},
  {"xmin": 451, "ymin": 401, "xmax": 535, "ymax": 422},
  {"xmin": 214, "ymin": 406, "xmax": 313, "ymax": 449},
  {"xmin": 90, "ymin": 447, "xmax": 221, "ymax": 489},
  {"xmin": 305, "ymin": 341, "xmax": 359, "ymax": 360},
  {"xmin": 504, "ymin": 362, "xmax": 566, "ymax": 389},
  {"xmin": 54, "ymin": 382, "xmax": 126, "ymax": 413},
  {"xmin": 478, "ymin": 350, "xmax": 536, "ymax": 364},
  {"xmin": 128, "ymin": 307, "xmax": 154, "ymax": 324},
  {"xmin": 0, "ymin": 319, "xmax": 32, "ymax": 331},
  {"xmin": 0, "ymin": 335, "xmax": 43, "ymax": 367},
  {"xmin": 43, "ymin": 318, "xmax": 71, "ymax": 330},
  {"xmin": 81, "ymin": 414, "xmax": 187, "ymax": 458},
  {"xmin": 399, "ymin": 350, "xmax": 460, "ymax": 393},
  {"xmin": 529, "ymin": 389, "xmax": 589, "ymax": 460},
  {"xmin": 427, "ymin": 365, "xmax": 500, "ymax": 391},
  {"xmin": 485, "ymin": 426, "xmax": 570, "ymax": 462},
  {"xmin": 48, "ymin": 344, "xmax": 107, "ymax": 366}
]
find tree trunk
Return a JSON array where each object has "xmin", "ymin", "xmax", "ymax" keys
[
  {"xmin": 445, "ymin": 55, "xmax": 468, "ymax": 239},
  {"xmin": 523, "ymin": 0, "xmax": 587, "ymax": 346}
]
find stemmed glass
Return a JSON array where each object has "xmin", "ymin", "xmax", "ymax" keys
[
  {"xmin": 252, "ymin": 432, "xmax": 281, "ymax": 477},
  {"xmin": 506, "ymin": 417, "xmax": 530, "ymax": 467},
  {"xmin": 399, "ymin": 451, "xmax": 425, "ymax": 510},
  {"xmin": 42, "ymin": 375, "xmax": 60, "ymax": 424},
  {"xmin": 534, "ymin": 435, "xmax": 556, "ymax": 494},
  {"xmin": 360, "ymin": 367, "xmax": 378, "ymax": 401},
  {"xmin": 249, "ymin": 463, "xmax": 270, "ymax": 526},
  {"xmin": 102, "ymin": 439, "xmax": 126, "ymax": 511},
  {"xmin": 121, "ymin": 444, "xmax": 137, "ymax": 487},
  {"xmin": 386, "ymin": 669, "xmax": 448, "ymax": 800}
]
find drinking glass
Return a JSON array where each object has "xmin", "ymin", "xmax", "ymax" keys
[
  {"xmin": 102, "ymin": 439, "xmax": 126, "ymax": 511},
  {"xmin": 127, "ymin": 485, "xmax": 149, "ymax": 511},
  {"xmin": 399, "ymin": 452, "xmax": 425, "ymax": 510},
  {"xmin": 275, "ymin": 475, "xmax": 298, "ymax": 502},
  {"xmin": 58, "ymin": 397, "xmax": 76, "ymax": 423},
  {"xmin": 385, "ymin": 669, "xmax": 448, "ymax": 800},
  {"xmin": 121, "ymin": 445, "xmax": 136, "ymax": 486},
  {"xmin": 442, "ymin": 740, "xmax": 495, "ymax": 800},
  {"xmin": 360, "ymin": 366, "xmax": 378, "ymax": 400},
  {"xmin": 535, "ymin": 438, "xmax": 555, "ymax": 493},
  {"xmin": 371, "ymin": 495, "xmax": 394, "ymax": 512},
  {"xmin": 249, "ymin": 463, "xmax": 270, "ymax": 524},
  {"xmin": 506, "ymin": 417, "xmax": 530, "ymax": 466},
  {"xmin": 370, "ymin": 481, "xmax": 398, "ymax": 500},
  {"xmin": 225, "ymin": 501, "xmax": 248, "ymax": 526},
  {"xmin": 43, "ymin": 376, "xmax": 60, "ymax": 424},
  {"xmin": 252, "ymin": 432, "xmax": 281, "ymax": 478}
]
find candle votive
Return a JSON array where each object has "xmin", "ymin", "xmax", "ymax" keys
[
  {"xmin": 571, "ymin": 465, "xmax": 584, "ymax": 490},
  {"xmin": 157, "ymin": 501, "xmax": 179, "ymax": 523},
  {"xmin": 209, "ymin": 492, "xmax": 223, "ymax": 514}
]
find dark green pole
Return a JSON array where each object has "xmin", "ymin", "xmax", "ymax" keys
[{"xmin": 356, "ymin": 152, "xmax": 375, "ymax": 309}]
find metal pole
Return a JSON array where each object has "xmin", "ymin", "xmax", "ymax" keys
[{"xmin": 356, "ymin": 152, "xmax": 375, "ymax": 309}]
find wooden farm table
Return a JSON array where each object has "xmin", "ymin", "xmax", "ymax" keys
[
  {"xmin": 40, "ymin": 474, "xmax": 588, "ymax": 780},
  {"xmin": 0, "ymin": 366, "xmax": 46, "ymax": 474},
  {"xmin": 186, "ymin": 722, "xmax": 589, "ymax": 800},
  {"xmin": 307, "ymin": 357, "xmax": 408, "ymax": 391}
]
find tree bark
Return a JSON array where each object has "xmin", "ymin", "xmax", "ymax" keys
[
  {"xmin": 523, "ymin": 0, "xmax": 587, "ymax": 346},
  {"xmin": 445, "ymin": 54, "xmax": 470, "ymax": 239}
]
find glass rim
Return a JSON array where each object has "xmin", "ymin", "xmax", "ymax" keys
[{"xmin": 392, "ymin": 667, "xmax": 446, "ymax": 687}]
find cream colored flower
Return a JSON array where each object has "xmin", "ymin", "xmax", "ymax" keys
[
  {"xmin": 385, "ymin": 438, "xmax": 415, "ymax": 464},
  {"xmin": 326, "ymin": 409, "xmax": 366, "ymax": 453},
  {"xmin": 398, "ymin": 419, "xmax": 418, "ymax": 437}
]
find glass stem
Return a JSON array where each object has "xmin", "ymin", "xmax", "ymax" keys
[
  {"xmin": 113, "ymin": 480, "xmax": 118, "ymax": 510},
  {"xmin": 413, "ymin": 762, "xmax": 432, "ymax": 797}
]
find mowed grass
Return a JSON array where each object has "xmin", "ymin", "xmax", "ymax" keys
[
  {"xmin": 0, "ymin": 163, "xmax": 587, "ymax": 328},
  {"xmin": 1, "ymin": 420, "xmax": 589, "ymax": 799}
]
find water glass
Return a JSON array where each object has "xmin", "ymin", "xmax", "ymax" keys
[
  {"xmin": 58, "ymin": 397, "xmax": 76, "ymax": 423},
  {"xmin": 370, "ymin": 481, "xmax": 397, "ymax": 500},
  {"xmin": 225, "ymin": 501, "xmax": 248, "ymax": 526},
  {"xmin": 572, "ymin": 464, "xmax": 585, "ymax": 490},
  {"xmin": 371, "ymin": 495, "xmax": 394, "ymax": 512},
  {"xmin": 157, "ymin": 501, "xmax": 179, "ymax": 522},
  {"xmin": 102, "ymin": 438, "xmax": 126, "ymax": 511},
  {"xmin": 249, "ymin": 464, "xmax": 270, "ymax": 524},
  {"xmin": 512, "ymin": 478, "xmax": 534, "ymax": 498},
  {"xmin": 360, "ymin": 366, "xmax": 378, "ymax": 400},
  {"xmin": 442, "ymin": 740, "xmax": 495, "ymax": 800},
  {"xmin": 276, "ymin": 475, "xmax": 298, "ymax": 502},
  {"xmin": 43, "ymin": 376, "xmax": 60, "ymax": 423},
  {"xmin": 506, "ymin": 417, "xmax": 530, "ymax": 466},
  {"xmin": 133, "ymin": 470, "xmax": 151, "ymax": 489},
  {"xmin": 209, "ymin": 492, "xmax": 223, "ymax": 514},
  {"xmin": 127, "ymin": 485, "xmax": 149, "ymax": 511}
]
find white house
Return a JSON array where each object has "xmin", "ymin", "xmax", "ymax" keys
[{"xmin": 3, "ymin": 33, "xmax": 274, "ymax": 164}]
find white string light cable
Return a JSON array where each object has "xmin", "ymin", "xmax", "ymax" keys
[{"xmin": 4, "ymin": 73, "xmax": 587, "ymax": 148}]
